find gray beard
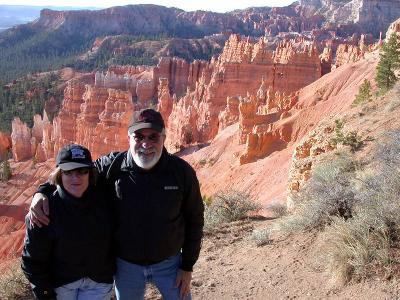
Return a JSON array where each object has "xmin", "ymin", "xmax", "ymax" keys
[{"xmin": 132, "ymin": 149, "xmax": 162, "ymax": 170}]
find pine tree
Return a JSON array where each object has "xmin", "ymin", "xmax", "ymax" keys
[
  {"xmin": 376, "ymin": 33, "xmax": 400, "ymax": 94},
  {"xmin": 353, "ymin": 79, "xmax": 372, "ymax": 106}
]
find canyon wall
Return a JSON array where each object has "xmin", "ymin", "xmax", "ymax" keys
[
  {"xmin": 9, "ymin": 29, "xmax": 382, "ymax": 163},
  {"xmin": 300, "ymin": 0, "xmax": 400, "ymax": 37},
  {"xmin": 164, "ymin": 34, "xmax": 322, "ymax": 151},
  {"xmin": 11, "ymin": 34, "xmax": 330, "ymax": 162}
]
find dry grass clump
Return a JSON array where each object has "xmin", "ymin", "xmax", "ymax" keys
[
  {"xmin": 204, "ymin": 190, "xmax": 262, "ymax": 231},
  {"xmin": 321, "ymin": 213, "xmax": 393, "ymax": 285},
  {"xmin": 250, "ymin": 228, "xmax": 272, "ymax": 246},
  {"xmin": 0, "ymin": 261, "xmax": 32, "ymax": 300},
  {"xmin": 276, "ymin": 152, "xmax": 356, "ymax": 236},
  {"xmin": 266, "ymin": 202, "xmax": 288, "ymax": 218}
]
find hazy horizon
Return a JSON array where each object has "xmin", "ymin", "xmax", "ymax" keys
[{"xmin": 0, "ymin": 0, "xmax": 296, "ymax": 13}]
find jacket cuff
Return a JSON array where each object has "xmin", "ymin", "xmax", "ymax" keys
[{"xmin": 180, "ymin": 260, "xmax": 194, "ymax": 272}]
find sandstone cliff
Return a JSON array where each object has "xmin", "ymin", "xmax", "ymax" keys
[{"xmin": 164, "ymin": 34, "xmax": 322, "ymax": 151}]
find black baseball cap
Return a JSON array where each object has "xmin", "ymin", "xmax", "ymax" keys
[
  {"xmin": 56, "ymin": 144, "xmax": 94, "ymax": 171},
  {"xmin": 128, "ymin": 109, "xmax": 165, "ymax": 135}
]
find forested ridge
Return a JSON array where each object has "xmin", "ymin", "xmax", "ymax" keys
[{"xmin": 0, "ymin": 72, "xmax": 63, "ymax": 133}]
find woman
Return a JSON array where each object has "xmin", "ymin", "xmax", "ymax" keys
[{"xmin": 21, "ymin": 144, "xmax": 115, "ymax": 300}]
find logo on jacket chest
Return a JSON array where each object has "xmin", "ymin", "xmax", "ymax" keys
[{"xmin": 164, "ymin": 186, "xmax": 179, "ymax": 190}]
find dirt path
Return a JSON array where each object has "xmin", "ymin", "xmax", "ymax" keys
[{"xmin": 175, "ymin": 219, "xmax": 400, "ymax": 300}]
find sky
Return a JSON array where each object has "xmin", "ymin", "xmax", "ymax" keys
[{"xmin": 0, "ymin": 0, "xmax": 296, "ymax": 12}]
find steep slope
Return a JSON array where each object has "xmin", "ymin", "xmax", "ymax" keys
[{"xmin": 183, "ymin": 50, "xmax": 379, "ymax": 204}]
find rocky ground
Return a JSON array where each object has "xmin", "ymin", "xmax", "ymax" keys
[{"xmin": 146, "ymin": 218, "xmax": 400, "ymax": 300}]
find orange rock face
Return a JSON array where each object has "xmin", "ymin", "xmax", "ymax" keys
[
  {"xmin": 218, "ymin": 96, "xmax": 241, "ymax": 132},
  {"xmin": 320, "ymin": 46, "xmax": 332, "ymax": 76},
  {"xmin": 0, "ymin": 132, "xmax": 11, "ymax": 161},
  {"xmin": 164, "ymin": 34, "xmax": 322, "ymax": 151},
  {"xmin": 335, "ymin": 44, "xmax": 364, "ymax": 68},
  {"xmin": 52, "ymin": 80, "xmax": 88, "ymax": 156},
  {"xmin": 157, "ymin": 78, "xmax": 175, "ymax": 125},
  {"xmin": 11, "ymin": 118, "xmax": 33, "ymax": 162},
  {"xmin": 52, "ymin": 81, "xmax": 135, "ymax": 159},
  {"xmin": 237, "ymin": 86, "xmax": 299, "ymax": 164}
]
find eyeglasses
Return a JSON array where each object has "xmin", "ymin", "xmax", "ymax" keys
[
  {"xmin": 62, "ymin": 168, "xmax": 90, "ymax": 176},
  {"xmin": 131, "ymin": 133, "xmax": 161, "ymax": 143}
]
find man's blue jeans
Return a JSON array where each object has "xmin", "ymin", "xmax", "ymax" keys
[
  {"xmin": 115, "ymin": 253, "xmax": 192, "ymax": 300},
  {"xmin": 54, "ymin": 277, "xmax": 112, "ymax": 300}
]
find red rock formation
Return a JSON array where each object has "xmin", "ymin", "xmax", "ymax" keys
[
  {"xmin": 0, "ymin": 132, "xmax": 11, "ymax": 161},
  {"xmin": 237, "ymin": 85, "xmax": 298, "ymax": 164},
  {"xmin": 165, "ymin": 34, "xmax": 321, "ymax": 151},
  {"xmin": 218, "ymin": 96, "xmax": 240, "ymax": 132},
  {"xmin": 320, "ymin": 46, "xmax": 332, "ymax": 76},
  {"xmin": 89, "ymin": 89, "xmax": 134, "ymax": 158},
  {"xmin": 52, "ymin": 80, "xmax": 87, "ymax": 156},
  {"xmin": 335, "ymin": 44, "xmax": 364, "ymax": 68},
  {"xmin": 0, "ymin": 158, "xmax": 54, "ymax": 272},
  {"xmin": 31, "ymin": 115, "xmax": 44, "ymax": 143},
  {"xmin": 102, "ymin": 58, "xmax": 209, "ymax": 106},
  {"xmin": 157, "ymin": 78, "xmax": 175, "ymax": 126},
  {"xmin": 39, "ymin": 111, "xmax": 54, "ymax": 161},
  {"xmin": 11, "ymin": 118, "xmax": 32, "ymax": 162},
  {"xmin": 239, "ymin": 130, "xmax": 282, "ymax": 165}
]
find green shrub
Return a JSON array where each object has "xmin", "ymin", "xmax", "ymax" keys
[
  {"xmin": 376, "ymin": 33, "xmax": 400, "ymax": 94},
  {"xmin": 331, "ymin": 119, "xmax": 364, "ymax": 152},
  {"xmin": 208, "ymin": 157, "xmax": 217, "ymax": 166},
  {"xmin": 0, "ymin": 159, "xmax": 12, "ymax": 181},
  {"xmin": 204, "ymin": 190, "xmax": 261, "ymax": 230},
  {"xmin": 353, "ymin": 79, "xmax": 372, "ymax": 106}
]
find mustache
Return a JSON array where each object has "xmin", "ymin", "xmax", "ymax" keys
[{"xmin": 137, "ymin": 147, "xmax": 156, "ymax": 154}]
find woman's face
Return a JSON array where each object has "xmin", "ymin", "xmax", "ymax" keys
[{"xmin": 61, "ymin": 168, "xmax": 90, "ymax": 198}]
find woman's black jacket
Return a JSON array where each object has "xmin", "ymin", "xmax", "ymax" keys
[{"xmin": 21, "ymin": 185, "xmax": 115, "ymax": 299}]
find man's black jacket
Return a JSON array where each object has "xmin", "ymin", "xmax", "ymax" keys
[
  {"xmin": 38, "ymin": 149, "xmax": 204, "ymax": 272},
  {"xmin": 22, "ymin": 186, "xmax": 115, "ymax": 299},
  {"xmin": 96, "ymin": 149, "xmax": 204, "ymax": 271}
]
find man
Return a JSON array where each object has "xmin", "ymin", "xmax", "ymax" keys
[{"xmin": 30, "ymin": 109, "xmax": 204, "ymax": 300}]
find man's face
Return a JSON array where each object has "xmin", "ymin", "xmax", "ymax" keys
[{"xmin": 129, "ymin": 128, "xmax": 165, "ymax": 170}]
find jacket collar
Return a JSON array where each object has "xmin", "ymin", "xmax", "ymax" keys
[{"xmin": 56, "ymin": 185, "xmax": 93, "ymax": 207}]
